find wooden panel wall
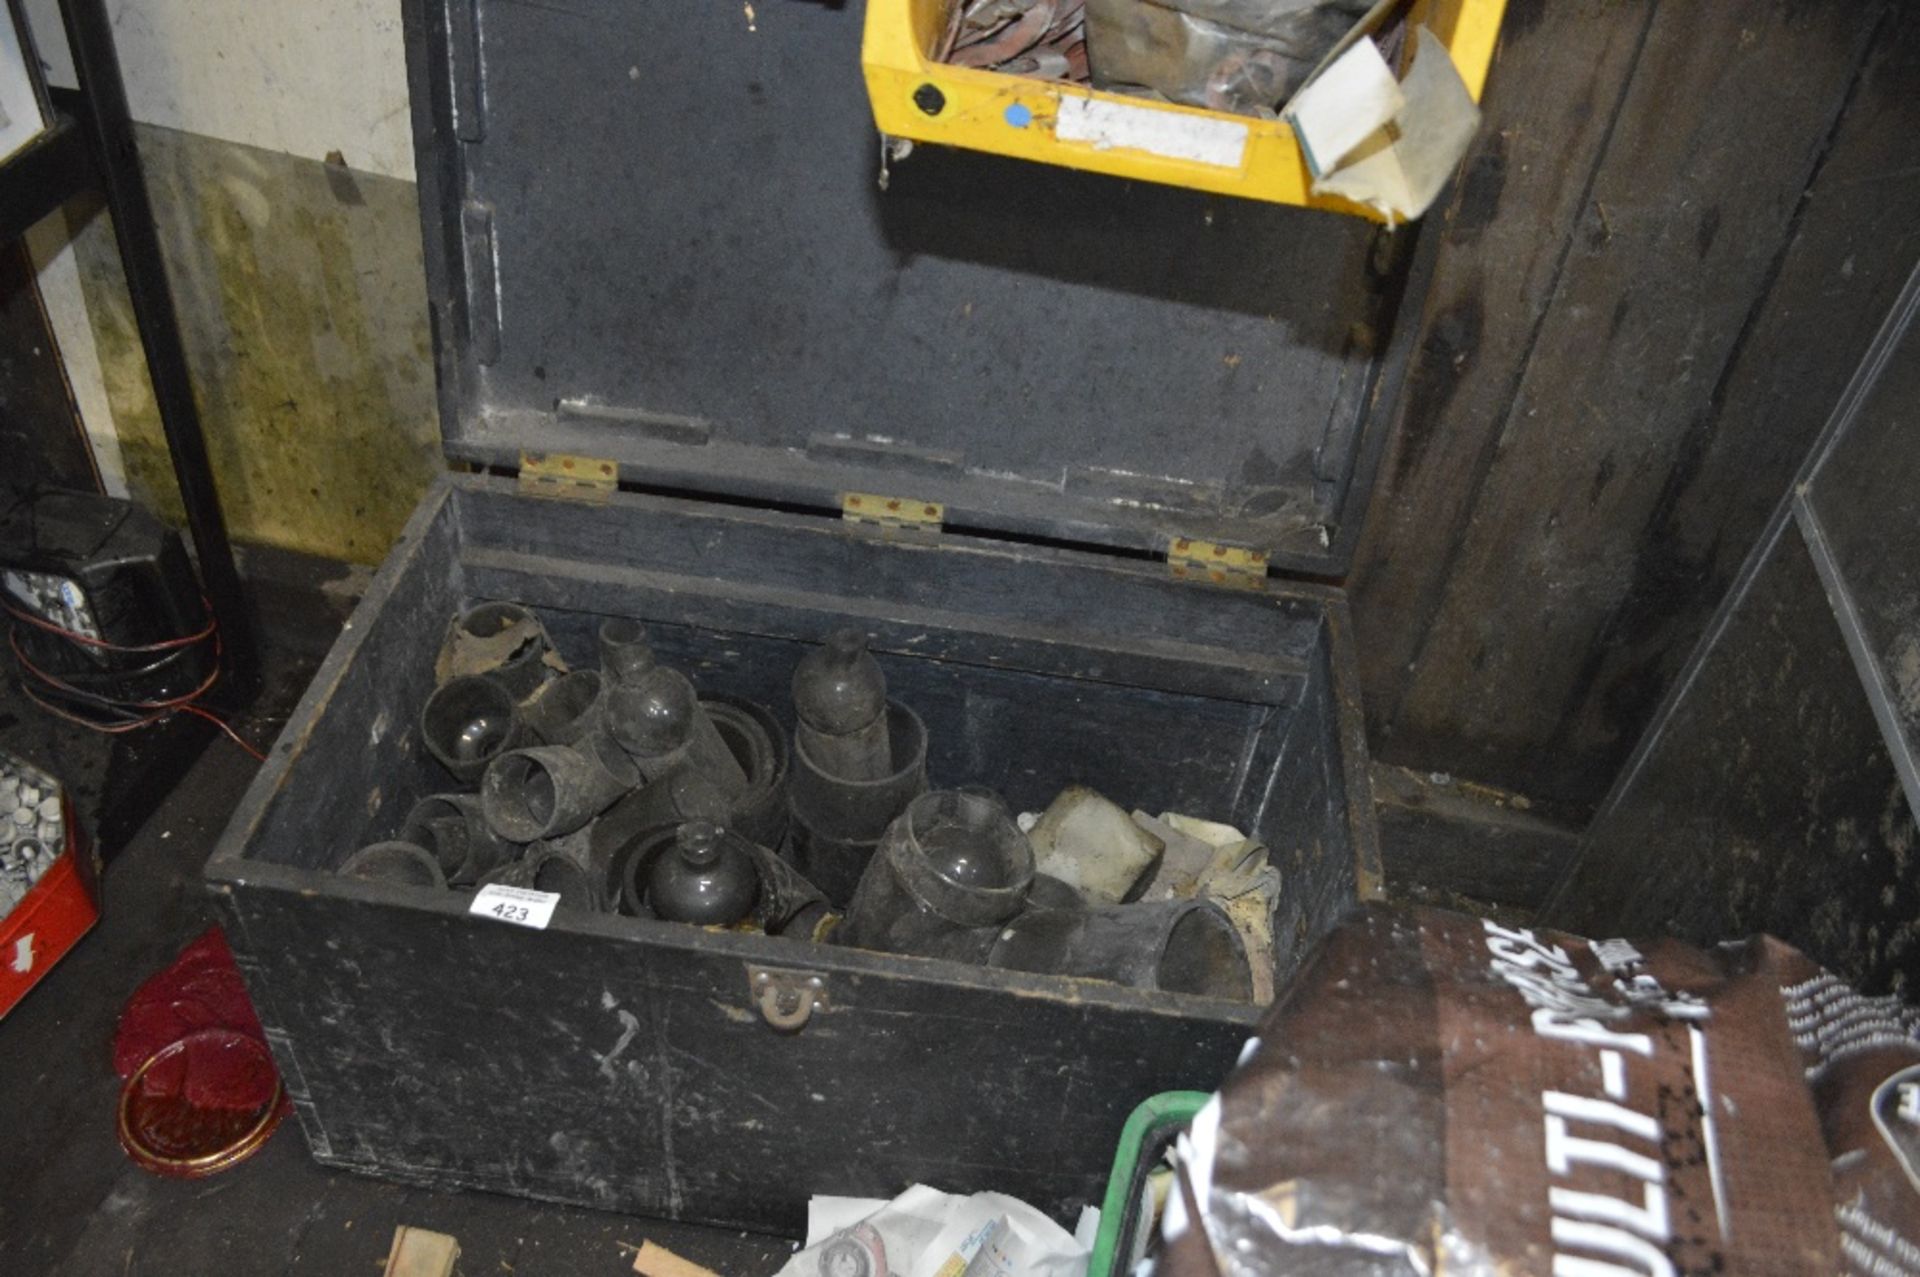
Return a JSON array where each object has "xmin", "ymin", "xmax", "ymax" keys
[{"xmin": 1352, "ymin": 0, "xmax": 1920, "ymax": 812}]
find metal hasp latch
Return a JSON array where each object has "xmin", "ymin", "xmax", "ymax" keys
[
  {"xmin": 747, "ymin": 964, "xmax": 829, "ymax": 1032},
  {"xmin": 1167, "ymin": 538, "xmax": 1269, "ymax": 591},
  {"xmin": 841, "ymin": 492, "xmax": 943, "ymax": 534},
  {"xmin": 518, "ymin": 451, "xmax": 618, "ymax": 503}
]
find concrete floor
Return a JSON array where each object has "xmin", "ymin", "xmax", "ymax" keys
[{"xmin": 0, "ymin": 554, "xmax": 790, "ymax": 1276}]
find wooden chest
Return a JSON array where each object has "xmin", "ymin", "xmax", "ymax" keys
[{"xmin": 205, "ymin": 0, "xmax": 1432, "ymax": 1234}]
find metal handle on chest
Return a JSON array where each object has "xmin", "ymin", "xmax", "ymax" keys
[{"xmin": 747, "ymin": 964, "xmax": 828, "ymax": 1032}]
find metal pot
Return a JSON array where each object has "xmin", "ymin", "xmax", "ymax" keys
[
  {"xmin": 443, "ymin": 601, "xmax": 557, "ymax": 701},
  {"xmin": 339, "ymin": 841, "xmax": 447, "ymax": 889},
  {"xmin": 521, "ymin": 827, "xmax": 607, "ymax": 912},
  {"xmin": 704, "ymin": 694, "xmax": 791, "ymax": 849},
  {"xmin": 597, "ymin": 617, "xmax": 657, "ymax": 685},
  {"xmin": 792, "ymin": 629, "xmax": 892, "ymax": 782},
  {"xmin": 788, "ymin": 700, "xmax": 929, "ymax": 906},
  {"xmin": 989, "ymin": 899, "xmax": 1253, "ymax": 999},
  {"xmin": 646, "ymin": 821, "xmax": 760, "ymax": 926},
  {"xmin": 839, "ymin": 788, "xmax": 1033, "ymax": 959},
  {"xmin": 399, "ymin": 792, "xmax": 515, "ymax": 886},
  {"xmin": 522, "ymin": 669, "xmax": 641, "ymax": 787},
  {"xmin": 605, "ymin": 666, "xmax": 748, "ymax": 794},
  {"xmin": 420, "ymin": 674, "xmax": 531, "ymax": 785},
  {"xmin": 481, "ymin": 744, "xmax": 629, "ymax": 842}
]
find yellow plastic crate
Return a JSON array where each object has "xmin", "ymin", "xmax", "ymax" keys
[{"xmin": 862, "ymin": 0, "xmax": 1506, "ymax": 219}]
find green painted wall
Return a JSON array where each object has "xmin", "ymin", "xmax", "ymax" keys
[{"xmin": 67, "ymin": 124, "xmax": 440, "ymax": 564}]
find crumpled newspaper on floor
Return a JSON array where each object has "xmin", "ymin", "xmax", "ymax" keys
[{"xmin": 774, "ymin": 1183, "xmax": 1096, "ymax": 1277}]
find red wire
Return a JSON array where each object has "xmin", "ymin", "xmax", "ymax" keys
[
  {"xmin": 19, "ymin": 682, "xmax": 176, "ymax": 735},
  {"xmin": 1, "ymin": 598, "xmax": 216, "ymax": 652},
  {"xmin": 178, "ymin": 704, "xmax": 269, "ymax": 763},
  {"xmin": 4, "ymin": 597, "xmax": 267, "ymax": 763},
  {"xmin": 8, "ymin": 630, "xmax": 221, "ymax": 710}
]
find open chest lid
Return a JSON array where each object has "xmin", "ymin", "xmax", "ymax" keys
[{"xmin": 403, "ymin": 0, "xmax": 1428, "ymax": 576}]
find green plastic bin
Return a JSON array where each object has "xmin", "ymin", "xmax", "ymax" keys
[{"xmin": 1088, "ymin": 1091, "xmax": 1212, "ymax": 1277}]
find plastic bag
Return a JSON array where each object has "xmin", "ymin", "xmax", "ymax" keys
[
  {"xmin": 1084, "ymin": 0, "xmax": 1374, "ymax": 115},
  {"xmin": 776, "ymin": 1183, "xmax": 1096, "ymax": 1277},
  {"xmin": 1155, "ymin": 904, "xmax": 1920, "ymax": 1274}
]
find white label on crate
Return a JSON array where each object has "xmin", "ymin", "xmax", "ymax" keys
[
  {"xmin": 1054, "ymin": 96, "xmax": 1247, "ymax": 169},
  {"xmin": 469, "ymin": 884, "xmax": 559, "ymax": 930},
  {"xmin": 12, "ymin": 934, "xmax": 33, "ymax": 972},
  {"xmin": 1284, "ymin": 38, "xmax": 1403, "ymax": 178}
]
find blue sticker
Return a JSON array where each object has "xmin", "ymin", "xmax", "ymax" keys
[{"xmin": 1003, "ymin": 103, "xmax": 1033, "ymax": 129}]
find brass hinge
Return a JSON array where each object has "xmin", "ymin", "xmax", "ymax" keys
[
  {"xmin": 841, "ymin": 491, "xmax": 943, "ymax": 533},
  {"xmin": 518, "ymin": 451, "xmax": 618, "ymax": 503},
  {"xmin": 1168, "ymin": 538, "xmax": 1269, "ymax": 590}
]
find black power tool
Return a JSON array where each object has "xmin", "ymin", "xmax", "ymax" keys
[{"xmin": 1, "ymin": 489, "xmax": 216, "ymax": 723}]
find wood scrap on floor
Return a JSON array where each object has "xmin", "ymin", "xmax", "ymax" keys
[
  {"xmin": 632, "ymin": 1239, "xmax": 724, "ymax": 1277},
  {"xmin": 383, "ymin": 1225, "xmax": 459, "ymax": 1277}
]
